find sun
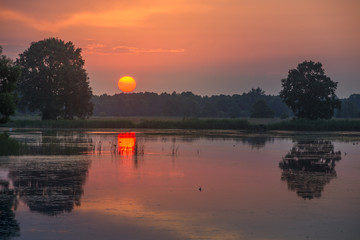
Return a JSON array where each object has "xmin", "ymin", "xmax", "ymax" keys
[{"xmin": 118, "ymin": 76, "xmax": 136, "ymax": 93}]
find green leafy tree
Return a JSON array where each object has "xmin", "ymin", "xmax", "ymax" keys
[
  {"xmin": 250, "ymin": 100, "xmax": 274, "ymax": 118},
  {"xmin": 0, "ymin": 46, "xmax": 21, "ymax": 123},
  {"xmin": 17, "ymin": 38, "xmax": 93, "ymax": 120},
  {"xmin": 280, "ymin": 61, "xmax": 340, "ymax": 120}
]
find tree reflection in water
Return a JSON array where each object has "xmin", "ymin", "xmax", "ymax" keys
[
  {"xmin": 8, "ymin": 157, "xmax": 91, "ymax": 216},
  {"xmin": 279, "ymin": 140, "xmax": 341, "ymax": 199},
  {"xmin": 0, "ymin": 180, "xmax": 20, "ymax": 239},
  {"xmin": 237, "ymin": 136, "xmax": 273, "ymax": 149}
]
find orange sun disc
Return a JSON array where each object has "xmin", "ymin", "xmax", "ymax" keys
[{"xmin": 118, "ymin": 76, "xmax": 136, "ymax": 92}]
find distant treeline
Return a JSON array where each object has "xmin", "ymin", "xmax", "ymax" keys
[
  {"xmin": 336, "ymin": 94, "xmax": 360, "ymax": 118},
  {"xmin": 17, "ymin": 88, "xmax": 360, "ymax": 119},
  {"xmin": 92, "ymin": 88, "xmax": 291, "ymax": 118},
  {"xmin": 91, "ymin": 88, "xmax": 360, "ymax": 118}
]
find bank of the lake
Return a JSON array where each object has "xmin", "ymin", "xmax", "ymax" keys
[{"xmin": 2, "ymin": 117, "xmax": 360, "ymax": 131}]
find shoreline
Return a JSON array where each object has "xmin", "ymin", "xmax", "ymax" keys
[{"xmin": 2, "ymin": 118, "xmax": 360, "ymax": 132}]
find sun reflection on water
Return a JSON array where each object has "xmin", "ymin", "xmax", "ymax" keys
[{"xmin": 117, "ymin": 132, "xmax": 136, "ymax": 156}]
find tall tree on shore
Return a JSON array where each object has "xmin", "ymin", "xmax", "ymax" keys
[
  {"xmin": 17, "ymin": 38, "xmax": 93, "ymax": 120},
  {"xmin": 280, "ymin": 61, "xmax": 340, "ymax": 120},
  {"xmin": 0, "ymin": 46, "xmax": 21, "ymax": 123}
]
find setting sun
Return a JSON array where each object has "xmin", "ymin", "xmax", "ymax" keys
[{"xmin": 118, "ymin": 76, "xmax": 136, "ymax": 93}]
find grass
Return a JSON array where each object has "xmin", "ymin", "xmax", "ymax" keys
[
  {"xmin": 4, "ymin": 118, "xmax": 251, "ymax": 130},
  {"xmin": 0, "ymin": 133, "xmax": 27, "ymax": 155},
  {"xmin": 0, "ymin": 132, "xmax": 91, "ymax": 156},
  {"xmin": 2, "ymin": 116, "xmax": 360, "ymax": 131},
  {"xmin": 268, "ymin": 119, "xmax": 360, "ymax": 131},
  {"xmin": 4, "ymin": 119, "xmax": 135, "ymax": 129},
  {"xmin": 136, "ymin": 118, "xmax": 251, "ymax": 130}
]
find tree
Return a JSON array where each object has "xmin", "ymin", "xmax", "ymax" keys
[
  {"xmin": 246, "ymin": 87, "xmax": 265, "ymax": 97},
  {"xmin": 280, "ymin": 61, "xmax": 340, "ymax": 120},
  {"xmin": 17, "ymin": 38, "xmax": 93, "ymax": 120},
  {"xmin": 250, "ymin": 100, "xmax": 274, "ymax": 118},
  {"xmin": 336, "ymin": 101, "xmax": 359, "ymax": 118},
  {"xmin": 337, "ymin": 94, "xmax": 360, "ymax": 118},
  {"xmin": 0, "ymin": 46, "xmax": 21, "ymax": 123}
]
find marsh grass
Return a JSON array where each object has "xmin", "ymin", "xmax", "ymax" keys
[
  {"xmin": 134, "ymin": 141, "xmax": 145, "ymax": 156},
  {"xmin": 0, "ymin": 133, "xmax": 27, "ymax": 155},
  {"xmin": 268, "ymin": 119, "xmax": 360, "ymax": 131},
  {"xmin": 5, "ymin": 119, "xmax": 134, "ymax": 129},
  {"xmin": 0, "ymin": 132, "xmax": 90, "ymax": 156},
  {"xmin": 136, "ymin": 118, "xmax": 251, "ymax": 130},
  {"xmin": 26, "ymin": 143, "xmax": 90, "ymax": 155},
  {"xmin": 5, "ymin": 118, "xmax": 251, "ymax": 130},
  {"xmin": 3, "ymin": 117, "xmax": 360, "ymax": 131}
]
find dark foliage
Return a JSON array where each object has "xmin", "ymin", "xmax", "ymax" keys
[
  {"xmin": 92, "ymin": 88, "xmax": 291, "ymax": 118},
  {"xmin": 17, "ymin": 38, "xmax": 93, "ymax": 120},
  {"xmin": 280, "ymin": 61, "xmax": 341, "ymax": 120},
  {"xmin": 0, "ymin": 133, "xmax": 26, "ymax": 155},
  {"xmin": 0, "ymin": 46, "xmax": 21, "ymax": 123},
  {"xmin": 250, "ymin": 100, "xmax": 274, "ymax": 118},
  {"xmin": 336, "ymin": 94, "xmax": 360, "ymax": 118}
]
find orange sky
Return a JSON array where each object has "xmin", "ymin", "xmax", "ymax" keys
[{"xmin": 1, "ymin": 0, "xmax": 359, "ymax": 97}]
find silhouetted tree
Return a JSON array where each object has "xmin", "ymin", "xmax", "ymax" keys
[
  {"xmin": 247, "ymin": 87, "xmax": 265, "ymax": 97},
  {"xmin": 280, "ymin": 61, "xmax": 340, "ymax": 120},
  {"xmin": 17, "ymin": 38, "xmax": 93, "ymax": 120},
  {"xmin": 0, "ymin": 46, "xmax": 21, "ymax": 123},
  {"xmin": 250, "ymin": 100, "xmax": 274, "ymax": 118}
]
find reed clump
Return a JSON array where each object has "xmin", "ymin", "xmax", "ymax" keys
[{"xmin": 0, "ymin": 133, "xmax": 27, "ymax": 155}]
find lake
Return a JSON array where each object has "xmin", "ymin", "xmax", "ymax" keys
[{"xmin": 1, "ymin": 129, "xmax": 360, "ymax": 240}]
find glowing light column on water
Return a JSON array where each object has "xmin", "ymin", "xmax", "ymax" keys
[{"xmin": 117, "ymin": 132, "xmax": 136, "ymax": 155}]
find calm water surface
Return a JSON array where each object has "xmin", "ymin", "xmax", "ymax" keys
[{"xmin": 1, "ymin": 129, "xmax": 360, "ymax": 240}]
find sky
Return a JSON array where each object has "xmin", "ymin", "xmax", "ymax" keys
[{"xmin": 0, "ymin": 0, "xmax": 359, "ymax": 97}]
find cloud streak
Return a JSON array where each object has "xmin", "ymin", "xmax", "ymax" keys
[
  {"xmin": 0, "ymin": 8, "xmax": 155, "ymax": 32},
  {"xmin": 112, "ymin": 46, "xmax": 185, "ymax": 54},
  {"xmin": 83, "ymin": 44, "xmax": 184, "ymax": 55},
  {"xmin": 0, "ymin": 2, "xmax": 211, "ymax": 33}
]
